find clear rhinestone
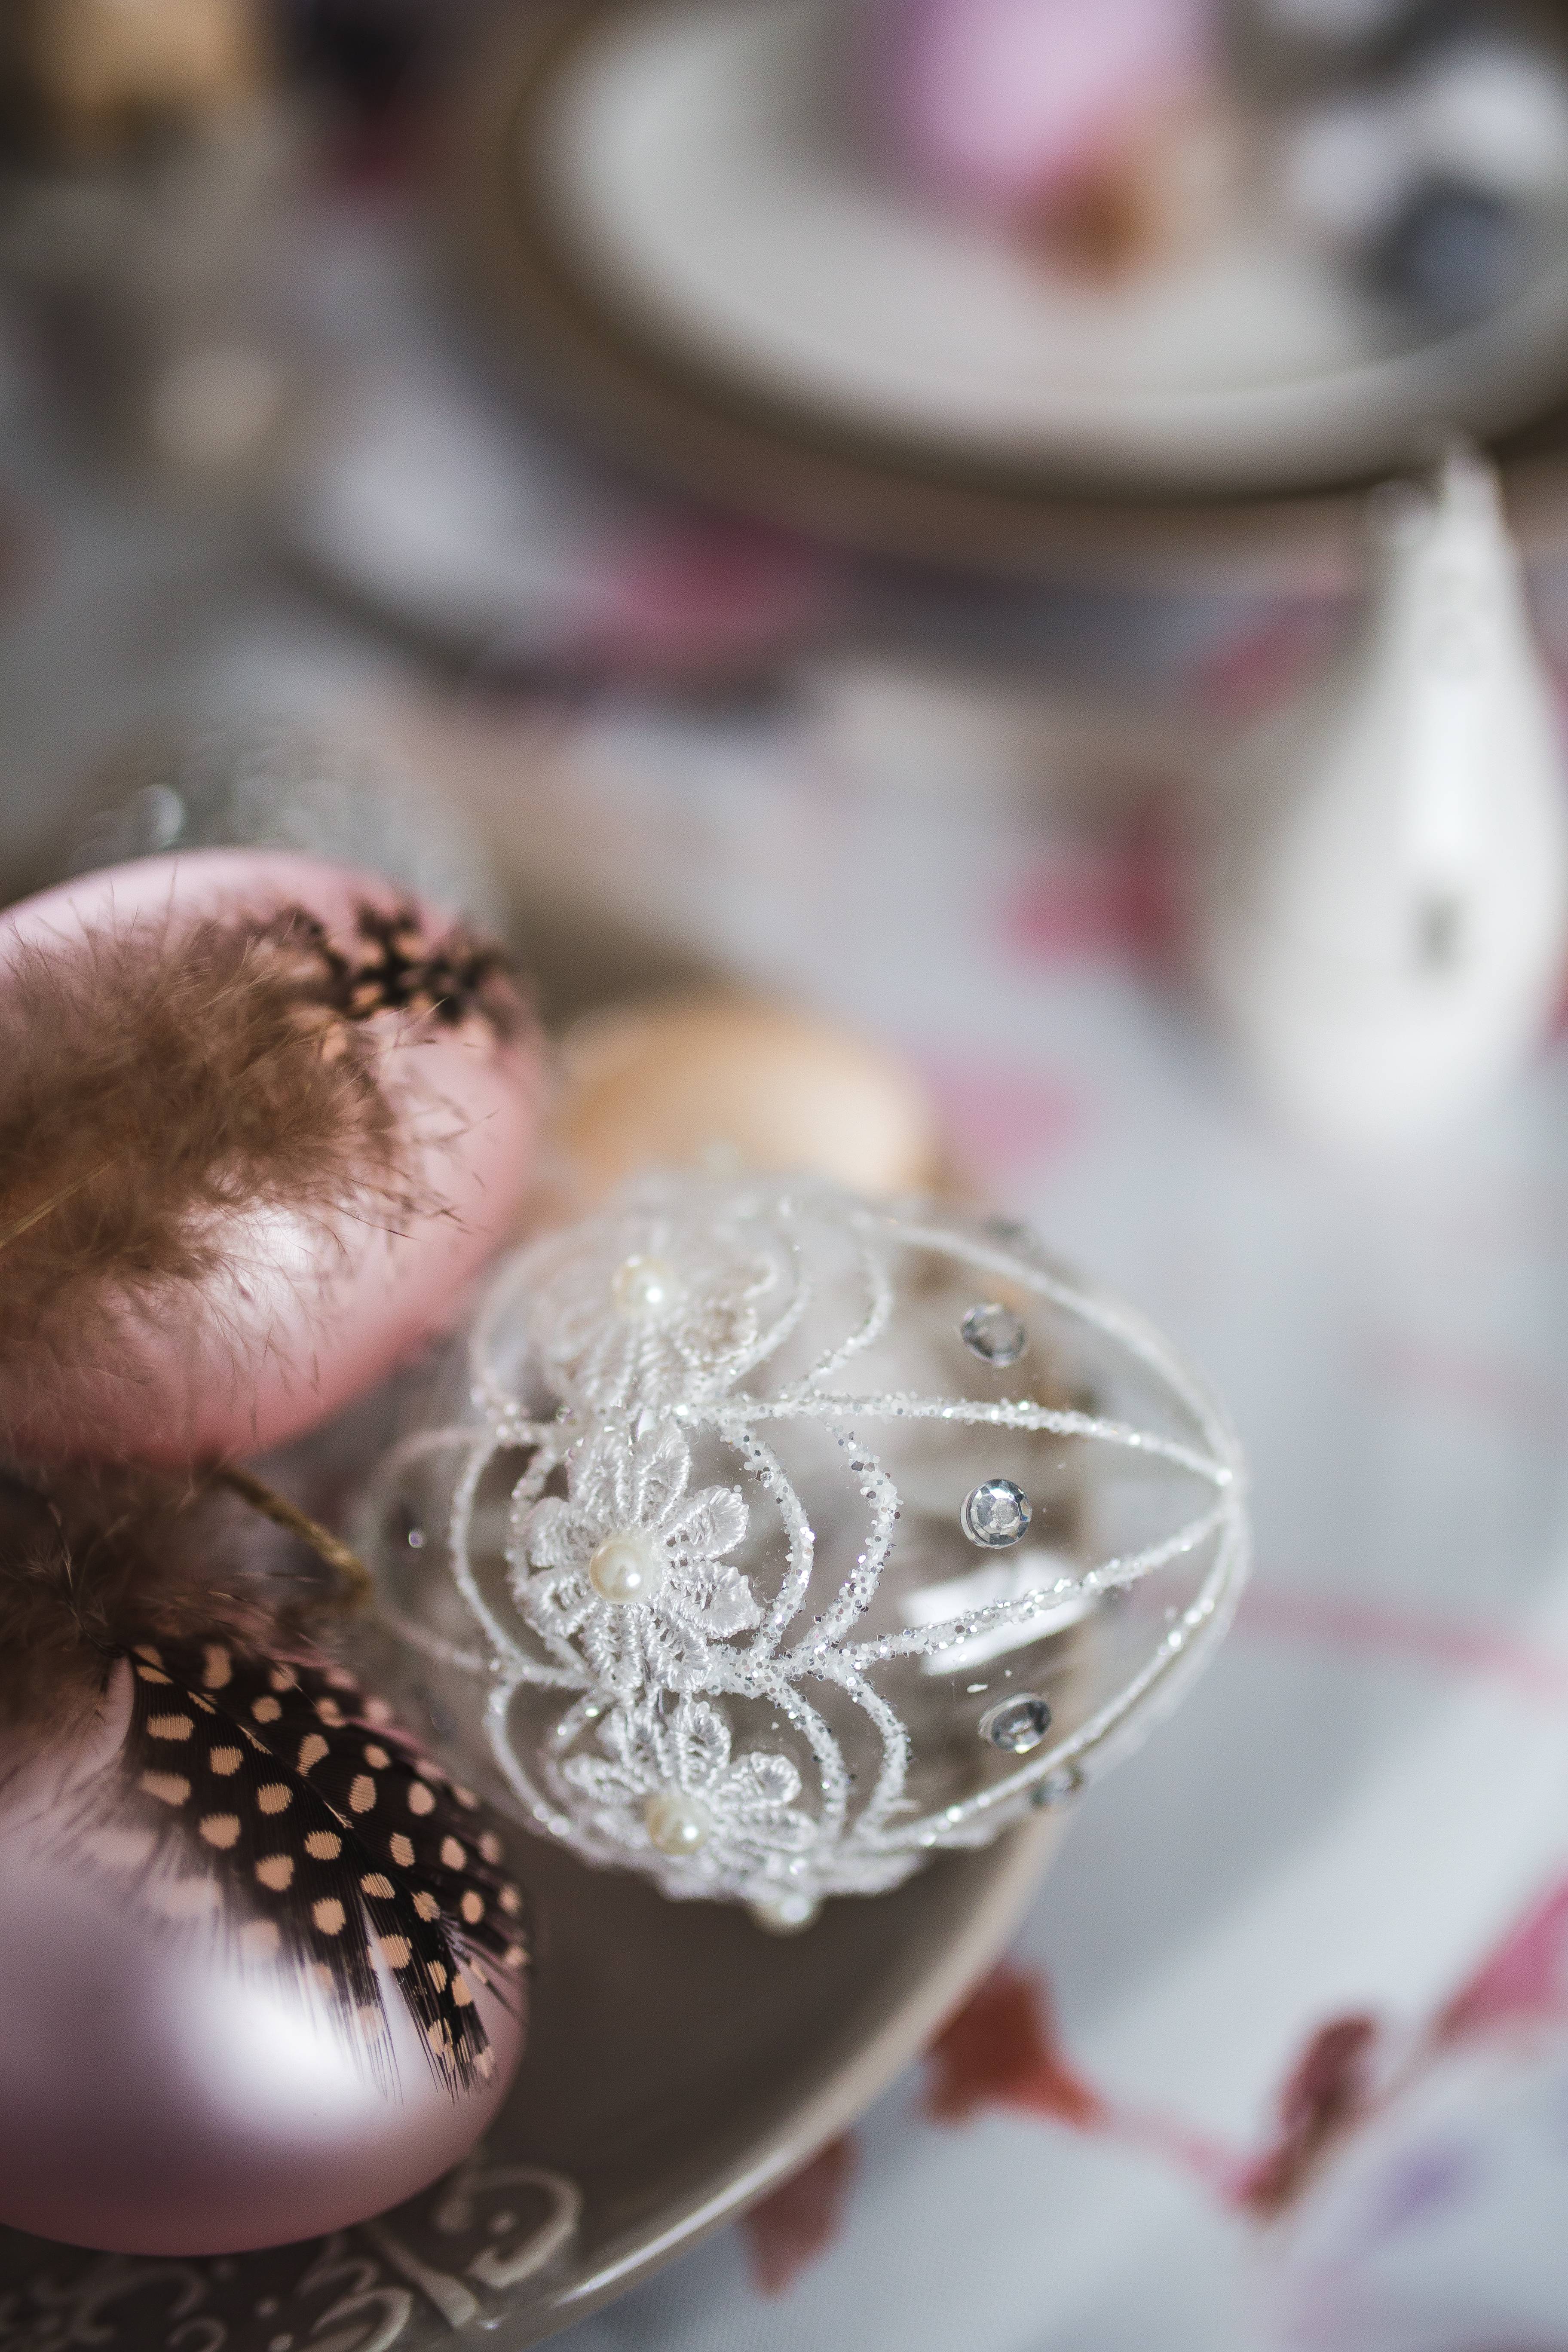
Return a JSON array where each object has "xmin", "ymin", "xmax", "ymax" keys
[
  {"xmin": 960, "ymin": 1478, "xmax": 1032, "ymax": 1549},
  {"xmin": 961, "ymin": 1302, "xmax": 1028, "ymax": 1367},
  {"xmin": 979, "ymin": 1694, "xmax": 1053, "ymax": 1753},
  {"xmin": 1032, "ymin": 1766, "xmax": 1084, "ymax": 1809}
]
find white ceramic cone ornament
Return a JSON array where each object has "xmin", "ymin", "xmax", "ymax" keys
[{"xmin": 1197, "ymin": 446, "xmax": 1568, "ymax": 1148}]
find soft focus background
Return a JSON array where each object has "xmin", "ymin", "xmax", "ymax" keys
[{"xmin": 8, "ymin": 3, "xmax": 1568, "ymax": 2346}]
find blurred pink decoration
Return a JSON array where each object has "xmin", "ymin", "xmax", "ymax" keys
[
  {"xmin": 860, "ymin": 0, "xmax": 1216, "ymax": 219},
  {"xmin": 579, "ymin": 519, "xmax": 833, "ymax": 679}
]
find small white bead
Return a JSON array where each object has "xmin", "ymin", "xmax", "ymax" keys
[
  {"xmin": 611, "ymin": 1253, "xmax": 683, "ymax": 1322},
  {"xmin": 644, "ymin": 1791, "xmax": 710, "ymax": 1856},
  {"xmin": 748, "ymin": 1891, "xmax": 821, "ymax": 1936},
  {"xmin": 588, "ymin": 1531, "xmax": 662, "ymax": 1605}
]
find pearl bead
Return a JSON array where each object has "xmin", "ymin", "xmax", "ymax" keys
[
  {"xmin": 748, "ymin": 1890, "xmax": 821, "ymax": 1936},
  {"xmin": 644, "ymin": 1790, "xmax": 711, "ymax": 1856},
  {"xmin": 611, "ymin": 1253, "xmax": 683, "ymax": 1323},
  {"xmin": 588, "ymin": 1530, "xmax": 662, "ymax": 1606}
]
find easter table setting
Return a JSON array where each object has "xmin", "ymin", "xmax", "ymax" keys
[{"xmin": 5, "ymin": 4, "xmax": 1568, "ymax": 2351}]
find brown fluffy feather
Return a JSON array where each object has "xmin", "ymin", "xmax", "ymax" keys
[
  {"xmin": 0, "ymin": 900, "xmax": 523, "ymax": 1449},
  {"xmin": 0, "ymin": 910, "xmax": 400, "ymax": 1404}
]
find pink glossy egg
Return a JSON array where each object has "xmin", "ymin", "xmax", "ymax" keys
[
  {"xmin": 0, "ymin": 849, "xmax": 542, "ymax": 1464},
  {"xmin": 0, "ymin": 1669, "xmax": 525, "ymax": 2255},
  {"xmin": 861, "ymin": 0, "xmax": 1214, "ymax": 215}
]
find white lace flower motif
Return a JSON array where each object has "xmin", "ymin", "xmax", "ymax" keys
[
  {"xmin": 560, "ymin": 1697, "xmax": 816, "ymax": 1892},
  {"xmin": 508, "ymin": 1194, "xmax": 797, "ymax": 1414},
  {"xmin": 518, "ymin": 1423, "xmax": 761, "ymax": 1695}
]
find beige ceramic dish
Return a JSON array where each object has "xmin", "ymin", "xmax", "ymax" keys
[
  {"xmin": 0, "ymin": 1809, "xmax": 1064, "ymax": 2349},
  {"xmin": 455, "ymin": 0, "xmax": 1568, "ymax": 587}
]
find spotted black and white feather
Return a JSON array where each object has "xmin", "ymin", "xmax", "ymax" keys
[{"xmin": 84, "ymin": 1639, "xmax": 528, "ymax": 2098}]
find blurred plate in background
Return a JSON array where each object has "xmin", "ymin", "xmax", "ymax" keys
[
  {"xmin": 536, "ymin": 0, "xmax": 1568, "ymax": 494},
  {"xmin": 458, "ymin": 0, "xmax": 1568, "ymax": 582}
]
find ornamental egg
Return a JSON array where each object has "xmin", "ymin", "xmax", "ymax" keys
[
  {"xmin": 361, "ymin": 1175, "xmax": 1247, "ymax": 1924},
  {"xmin": 0, "ymin": 848, "xmax": 542, "ymax": 1466},
  {"xmin": 548, "ymin": 993, "xmax": 942, "ymax": 1208},
  {"xmin": 0, "ymin": 1644, "xmax": 528, "ymax": 2255}
]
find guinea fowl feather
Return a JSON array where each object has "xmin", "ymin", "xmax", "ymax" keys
[
  {"xmin": 0, "ymin": 1472, "xmax": 528, "ymax": 2096},
  {"xmin": 88, "ymin": 1641, "xmax": 529, "ymax": 2097}
]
